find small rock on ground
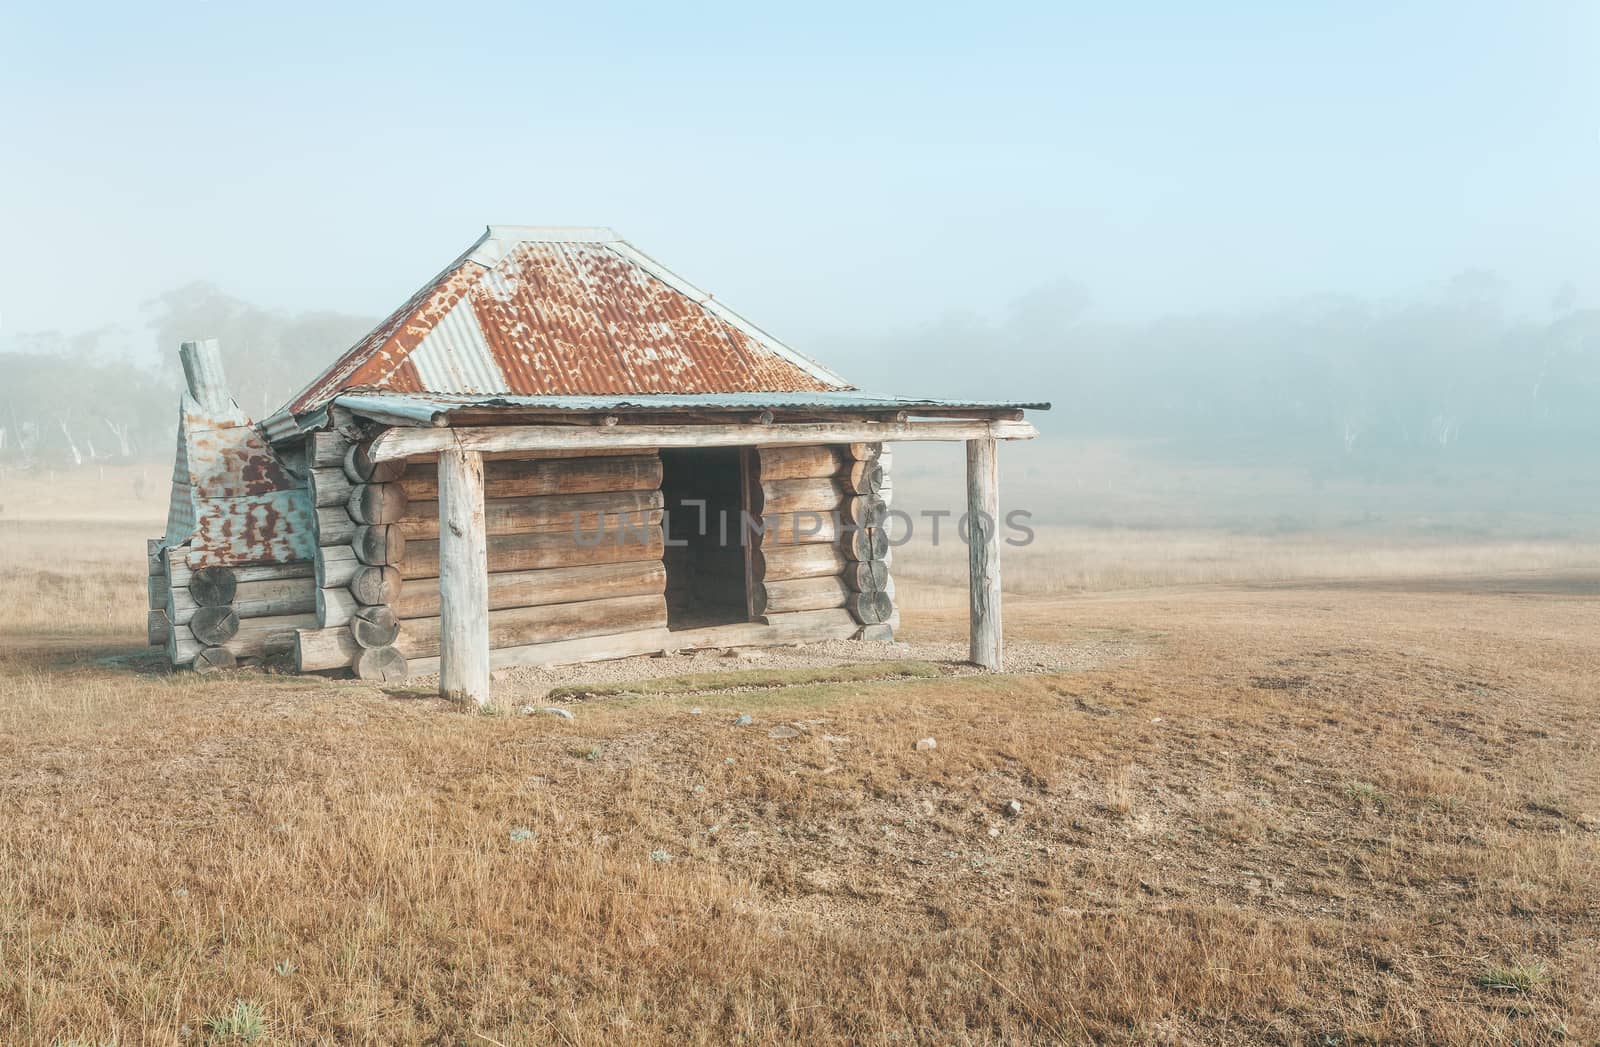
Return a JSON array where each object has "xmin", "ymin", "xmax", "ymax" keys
[
  {"xmin": 520, "ymin": 705, "xmax": 574, "ymax": 721},
  {"xmin": 915, "ymin": 737, "xmax": 938, "ymax": 751}
]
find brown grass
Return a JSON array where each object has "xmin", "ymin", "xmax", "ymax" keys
[{"xmin": 0, "ymin": 484, "xmax": 1596, "ymax": 1044}]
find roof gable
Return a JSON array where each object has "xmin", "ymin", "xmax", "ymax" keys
[{"xmin": 281, "ymin": 227, "xmax": 849, "ymax": 418}]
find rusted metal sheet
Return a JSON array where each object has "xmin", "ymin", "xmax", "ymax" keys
[
  {"xmin": 187, "ymin": 489, "xmax": 316, "ymax": 567},
  {"xmin": 166, "ymin": 397, "xmax": 314, "ymax": 566},
  {"xmin": 280, "ymin": 227, "xmax": 849, "ymax": 419}
]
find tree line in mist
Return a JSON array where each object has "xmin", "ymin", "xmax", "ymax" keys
[
  {"xmin": 839, "ymin": 271, "xmax": 1598, "ymax": 473},
  {"xmin": 1, "ymin": 273, "xmax": 1594, "ymax": 476}
]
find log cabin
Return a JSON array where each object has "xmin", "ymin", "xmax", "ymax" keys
[{"xmin": 145, "ymin": 226, "xmax": 1048, "ymax": 702}]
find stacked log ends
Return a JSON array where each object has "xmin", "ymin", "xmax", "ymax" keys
[
  {"xmin": 349, "ymin": 483, "xmax": 409, "ymax": 525},
  {"xmin": 190, "ymin": 605, "xmax": 241, "ymax": 645},
  {"xmin": 351, "ymin": 565, "xmax": 403, "ymax": 605},
  {"xmin": 355, "ymin": 524, "xmax": 406, "ymax": 566},
  {"xmin": 330, "ymin": 441, "xmax": 408, "ymax": 681},
  {"xmin": 190, "ymin": 565, "xmax": 238, "ymax": 606},
  {"xmin": 146, "ymin": 538, "xmax": 172, "ymax": 647},
  {"xmin": 160, "ymin": 558, "xmax": 317, "ymax": 670},
  {"xmin": 352, "ymin": 605, "xmax": 401, "ymax": 649},
  {"xmin": 750, "ymin": 443, "xmax": 894, "ymax": 639},
  {"xmin": 842, "ymin": 442, "xmax": 894, "ymax": 638},
  {"xmin": 354, "ymin": 645, "xmax": 408, "ymax": 683},
  {"xmin": 345, "ymin": 442, "xmax": 406, "ymax": 485}
]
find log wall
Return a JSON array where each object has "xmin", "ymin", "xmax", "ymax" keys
[
  {"xmin": 158, "ymin": 432, "xmax": 898, "ymax": 677},
  {"xmin": 750, "ymin": 443, "xmax": 895, "ymax": 638},
  {"xmin": 294, "ymin": 448, "xmax": 669, "ymax": 675},
  {"xmin": 147, "ymin": 534, "xmax": 318, "ymax": 673}
]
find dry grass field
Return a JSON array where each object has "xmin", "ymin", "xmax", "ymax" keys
[{"xmin": 0, "ymin": 465, "xmax": 1596, "ymax": 1044}]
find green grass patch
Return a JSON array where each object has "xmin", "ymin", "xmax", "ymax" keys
[
  {"xmin": 1474, "ymin": 963, "xmax": 1548, "ymax": 994},
  {"xmin": 548, "ymin": 660, "xmax": 943, "ymax": 702}
]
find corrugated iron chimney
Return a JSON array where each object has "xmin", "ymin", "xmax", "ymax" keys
[{"xmin": 179, "ymin": 338, "xmax": 233, "ymax": 412}]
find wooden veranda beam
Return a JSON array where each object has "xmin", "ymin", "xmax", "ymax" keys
[
  {"xmin": 437, "ymin": 445, "xmax": 490, "ymax": 705},
  {"xmin": 364, "ymin": 418, "xmax": 1037, "ymax": 463},
  {"xmin": 966, "ymin": 436, "xmax": 1002, "ymax": 669}
]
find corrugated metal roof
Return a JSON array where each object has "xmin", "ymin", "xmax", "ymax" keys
[
  {"xmin": 333, "ymin": 391, "xmax": 1050, "ymax": 426},
  {"xmin": 276, "ymin": 226, "xmax": 850, "ymax": 422}
]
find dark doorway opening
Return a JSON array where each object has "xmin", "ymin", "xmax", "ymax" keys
[{"xmin": 660, "ymin": 447, "xmax": 751, "ymax": 630}]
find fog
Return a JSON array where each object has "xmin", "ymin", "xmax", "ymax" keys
[
  {"xmin": 2, "ymin": 270, "xmax": 1594, "ymax": 538},
  {"xmin": 1, "ymin": 3, "xmax": 1595, "ymax": 537}
]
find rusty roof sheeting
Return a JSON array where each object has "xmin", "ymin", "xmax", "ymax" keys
[{"xmin": 277, "ymin": 227, "xmax": 849, "ymax": 422}]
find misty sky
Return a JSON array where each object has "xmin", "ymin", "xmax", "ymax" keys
[{"xmin": 2, "ymin": 1, "xmax": 1596, "ymax": 356}]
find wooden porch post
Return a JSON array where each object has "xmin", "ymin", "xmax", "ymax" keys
[
  {"xmin": 438, "ymin": 445, "xmax": 490, "ymax": 705},
  {"xmin": 966, "ymin": 436, "xmax": 1002, "ymax": 669}
]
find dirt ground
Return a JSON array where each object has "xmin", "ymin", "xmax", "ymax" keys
[{"xmin": 0, "ymin": 517, "xmax": 1595, "ymax": 1044}]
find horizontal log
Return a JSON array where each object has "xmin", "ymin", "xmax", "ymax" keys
[
  {"xmin": 394, "ymin": 561, "xmax": 667, "ymax": 620},
  {"xmin": 345, "ymin": 442, "xmax": 406, "ymax": 484},
  {"xmin": 397, "ymin": 454, "xmax": 662, "ymax": 501},
  {"xmin": 168, "ymin": 612, "xmax": 319, "ymax": 667},
  {"xmin": 366, "ymin": 419, "xmax": 1040, "ymax": 463},
  {"xmin": 147, "ymin": 573, "xmax": 170, "ymax": 611},
  {"xmin": 310, "ymin": 431, "xmax": 350, "ymax": 469},
  {"xmin": 316, "ymin": 505, "xmax": 357, "ymax": 546},
  {"xmin": 168, "ymin": 577, "xmax": 317, "ymax": 625},
  {"xmin": 756, "ymin": 477, "xmax": 844, "ymax": 516},
  {"xmin": 395, "ymin": 490, "xmax": 665, "ymax": 541},
  {"xmin": 478, "ymin": 446, "xmax": 653, "ymax": 462},
  {"xmin": 148, "ymin": 608, "xmax": 171, "ymax": 647},
  {"xmin": 314, "ymin": 545, "xmax": 360, "ymax": 587},
  {"xmin": 757, "ymin": 511, "xmax": 843, "ymax": 546},
  {"xmin": 349, "ymin": 483, "xmax": 409, "ymax": 525},
  {"xmin": 399, "ymin": 528, "xmax": 664, "ymax": 580},
  {"xmin": 308, "ymin": 466, "xmax": 353, "ymax": 508},
  {"xmin": 756, "ymin": 445, "xmax": 847, "ymax": 481},
  {"xmin": 752, "ymin": 543, "xmax": 846, "ymax": 582},
  {"xmin": 400, "ymin": 608, "xmax": 862, "ymax": 678},
  {"xmin": 316, "ymin": 586, "xmax": 358, "ymax": 627},
  {"xmin": 294, "ymin": 626, "xmax": 359, "ymax": 673},
  {"xmin": 753, "ymin": 575, "xmax": 849, "ymax": 616},
  {"xmin": 169, "ymin": 558, "xmax": 313, "ymax": 589},
  {"xmin": 395, "ymin": 593, "xmax": 667, "ymax": 660}
]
